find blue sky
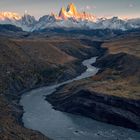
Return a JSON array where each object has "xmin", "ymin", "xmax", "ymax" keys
[{"xmin": 0, "ymin": 0, "xmax": 140, "ymax": 19}]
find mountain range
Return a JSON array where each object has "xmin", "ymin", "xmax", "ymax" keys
[{"xmin": 0, "ymin": 3, "xmax": 140, "ymax": 31}]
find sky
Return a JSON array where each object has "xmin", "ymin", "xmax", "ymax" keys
[{"xmin": 0, "ymin": 0, "xmax": 140, "ymax": 19}]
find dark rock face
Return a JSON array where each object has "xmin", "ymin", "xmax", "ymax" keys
[
  {"xmin": 80, "ymin": 39, "xmax": 106, "ymax": 57},
  {"xmin": 47, "ymin": 89, "xmax": 140, "ymax": 131},
  {"xmin": 38, "ymin": 28, "xmax": 131, "ymax": 39},
  {"xmin": 94, "ymin": 53, "xmax": 140, "ymax": 77},
  {"xmin": 0, "ymin": 24, "xmax": 23, "ymax": 32}
]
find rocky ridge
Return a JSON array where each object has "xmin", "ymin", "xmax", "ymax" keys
[{"xmin": 0, "ymin": 3, "xmax": 140, "ymax": 31}]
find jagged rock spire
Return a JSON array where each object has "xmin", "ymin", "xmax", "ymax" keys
[
  {"xmin": 59, "ymin": 6, "xmax": 68, "ymax": 19},
  {"xmin": 58, "ymin": 3, "xmax": 96, "ymax": 21},
  {"xmin": 67, "ymin": 3, "xmax": 77, "ymax": 15}
]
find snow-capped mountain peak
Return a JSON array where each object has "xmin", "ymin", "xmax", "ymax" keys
[
  {"xmin": 0, "ymin": 12, "xmax": 21, "ymax": 21},
  {"xmin": 21, "ymin": 14, "xmax": 36, "ymax": 27},
  {"xmin": 58, "ymin": 3, "xmax": 96, "ymax": 22},
  {"xmin": 67, "ymin": 3, "xmax": 77, "ymax": 15},
  {"xmin": 59, "ymin": 7, "xmax": 68, "ymax": 19},
  {"xmin": 0, "ymin": 3, "xmax": 140, "ymax": 31}
]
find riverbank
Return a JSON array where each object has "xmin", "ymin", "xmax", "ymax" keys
[
  {"xmin": 46, "ymin": 34, "xmax": 140, "ymax": 131},
  {"xmin": 21, "ymin": 56, "xmax": 140, "ymax": 140},
  {"xmin": 0, "ymin": 36, "xmax": 104, "ymax": 139}
]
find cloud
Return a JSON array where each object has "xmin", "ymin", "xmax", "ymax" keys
[
  {"xmin": 81, "ymin": 5, "xmax": 96, "ymax": 11},
  {"xmin": 86, "ymin": 5, "xmax": 90, "ymax": 10},
  {"xmin": 129, "ymin": 3, "xmax": 134, "ymax": 8},
  {"xmin": 86, "ymin": 5, "xmax": 96, "ymax": 10}
]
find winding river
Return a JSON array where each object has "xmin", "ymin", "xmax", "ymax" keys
[{"xmin": 20, "ymin": 57, "xmax": 140, "ymax": 140}]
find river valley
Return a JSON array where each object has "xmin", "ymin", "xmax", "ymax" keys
[{"xmin": 20, "ymin": 57, "xmax": 140, "ymax": 140}]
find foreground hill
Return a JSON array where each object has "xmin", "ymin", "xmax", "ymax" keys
[
  {"xmin": 46, "ymin": 34, "xmax": 140, "ymax": 131},
  {"xmin": 0, "ymin": 35, "xmax": 103, "ymax": 139}
]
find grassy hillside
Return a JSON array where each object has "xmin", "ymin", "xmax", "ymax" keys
[{"xmin": 0, "ymin": 36, "xmax": 102, "ymax": 140}]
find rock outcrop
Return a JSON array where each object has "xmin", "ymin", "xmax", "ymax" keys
[
  {"xmin": 58, "ymin": 3, "xmax": 96, "ymax": 21},
  {"xmin": 47, "ymin": 88, "xmax": 140, "ymax": 131}
]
